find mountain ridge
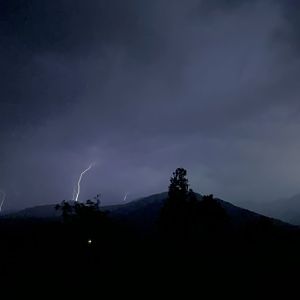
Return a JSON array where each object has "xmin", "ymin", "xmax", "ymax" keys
[{"xmin": 2, "ymin": 192, "xmax": 296, "ymax": 231}]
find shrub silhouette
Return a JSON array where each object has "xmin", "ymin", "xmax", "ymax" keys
[{"xmin": 55, "ymin": 194, "xmax": 109, "ymax": 244}]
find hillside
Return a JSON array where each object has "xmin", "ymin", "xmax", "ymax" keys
[
  {"xmin": 4, "ymin": 192, "xmax": 295, "ymax": 232},
  {"xmin": 245, "ymin": 194, "xmax": 300, "ymax": 226},
  {"xmin": 104, "ymin": 192, "xmax": 295, "ymax": 232}
]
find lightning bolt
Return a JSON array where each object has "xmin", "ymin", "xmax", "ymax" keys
[
  {"xmin": 74, "ymin": 163, "xmax": 94, "ymax": 202},
  {"xmin": 123, "ymin": 193, "xmax": 128, "ymax": 202},
  {"xmin": 72, "ymin": 184, "xmax": 77, "ymax": 201},
  {"xmin": 0, "ymin": 190, "xmax": 6, "ymax": 212}
]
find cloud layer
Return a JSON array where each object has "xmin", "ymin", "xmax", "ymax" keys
[{"xmin": 1, "ymin": 0, "xmax": 300, "ymax": 209}]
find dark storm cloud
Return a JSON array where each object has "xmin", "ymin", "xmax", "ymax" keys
[{"xmin": 1, "ymin": 0, "xmax": 300, "ymax": 210}]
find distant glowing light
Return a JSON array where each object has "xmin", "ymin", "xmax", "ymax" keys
[{"xmin": 88, "ymin": 239, "xmax": 92, "ymax": 244}]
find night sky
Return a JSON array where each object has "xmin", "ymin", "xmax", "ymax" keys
[{"xmin": 1, "ymin": 0, "xmax": 300, "ymax": 210}]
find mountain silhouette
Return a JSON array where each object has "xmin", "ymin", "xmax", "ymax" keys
[{"xmin": 4, "ymin": 192, "xmax": 295, "ymax": 232}]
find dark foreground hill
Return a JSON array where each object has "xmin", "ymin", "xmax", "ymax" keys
[
  {"xmin": 0, "ymin": 192, "xmax": 300, "ymax": 290},
  {"xmin": 4, "ymin": 192, "xmax": 294, "ymax": 225},
  {"xmin": 103, "ymin": 192, "xmax": 295, "ymax": 233}
]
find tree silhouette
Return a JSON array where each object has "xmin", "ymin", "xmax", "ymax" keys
[
  {"xmin": 55, "ymin": 194, "xmax": 108, "ymax": 245},
  {"xmin": 196, "ymin": 194, "xmax": 229, "ymax": 238},
  {"xmin": 168, "ymin": 167, "xmax": 189, "ymax": 200},
  {"xmin": 159, "ymin": 168, "xmax": 229, "ymax": 243},
  {"xmin": 159, "ymin": 168, "xmax": 191, "ymax": 239},
  {"xmin": 55, "ymin": 200, "xmax": 73, "ymax": 222}
]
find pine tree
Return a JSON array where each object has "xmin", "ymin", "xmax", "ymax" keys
[
  {"xmin": 168, "ymin": 168, "xmax": 189, "ymax": 201},
  {"xmin": 159, "ymin": 168, "xmax": 190, "ymax": 239}
]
